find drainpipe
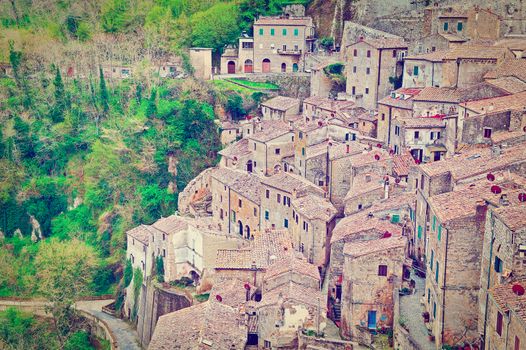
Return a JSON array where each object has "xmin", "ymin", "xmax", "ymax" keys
[
  {"xmin": 482, "ymin": 212, "xmax": 496, "ymax": 349},
  {"xmin": 431, "ymin": 62, "xmax": 435, "ymax": 87},
  {"xmin": 376, "ymin": 49, "xmax": 382, "ymax": 108},
  {"xmin": 455, "ymin": 58, "xmax": 461, "ymax": 88},
  {"xmin": 441, "ymin": 224, "xmax": 449, "ymax": 346},
  {"xmin": 387, "ymin": 106, "xmax": 393, "ymax": 146}
]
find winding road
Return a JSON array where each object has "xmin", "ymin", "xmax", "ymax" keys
[{"xmin": 0, "ymin": 299, "xmax": 141, "ymax": 350}]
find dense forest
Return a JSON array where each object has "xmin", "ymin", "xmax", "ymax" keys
[{"xmin": 0, "ymin": 0, "xmax": 308, "ymax": 348}]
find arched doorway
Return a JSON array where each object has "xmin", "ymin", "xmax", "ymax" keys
[
  {"xmin": 293, "ymin": 63, "xmax": 299, "ymax": 72},
  {"xmin": 262, "ymin": 58, "xmax": 271, "ymax": 73},
  {"xmin": 281, "ymin": 63, "xmax": 287, "ymax": 72},
  {"xmin": 245, "ymin": 225, "xmax": 251, "ymax": 239},
  {"xmin": 227, "ymin": 61, "xmax": 236, "ymax": 74},
  {"xmin": 238, "ymin": 220, "xmax": 243, "ymax": 236},
  {"xmin": 246, "ymin": 160, "xmax": 253, "ymax": 173},
  {"xmin": 244, "ymin": 59, "xmax": 253, "ymax": 73}
]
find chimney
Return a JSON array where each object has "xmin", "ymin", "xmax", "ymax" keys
[
  {"xmin": 384, "ymin": 176, "xmax": 390, "ymax": 199},
  {"xmin": 500, "ymin": 194, "xmax": 510, "ymax": 206},
  {"xmin": 365, "ymin": 174, "xmax": 371, "ymax": 182}
]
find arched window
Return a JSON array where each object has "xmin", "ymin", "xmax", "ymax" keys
[
  {"xmin": 238, "ymin": 220, "xmax": 243, "ymax": 236},
  {"xmin": 292, "ymin": 63, "xmax": 299, "ymax": 72},
  {"xmin": 245, "ymin": 225, "xmax": 251, "ymax": 239},
  {"xmin": 281, "ymin": 63, "xmax": 287, "ymax": 72}
]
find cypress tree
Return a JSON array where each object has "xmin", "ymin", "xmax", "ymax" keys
[
  {"xmin": 99, "ymin": 67, "xmax": 109, "ymax": 113},
  {"xmin": 50, "ymin": 66, "xmax": 66, "ymax": 123}
]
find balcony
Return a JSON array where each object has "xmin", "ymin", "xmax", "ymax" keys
[{"xmin": 277, "ymin": 48, "xmax": 302, "ymax": 56}]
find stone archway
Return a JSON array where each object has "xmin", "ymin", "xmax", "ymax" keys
[{"xmin": 227, "ymin": 61, "xmax": 236, "ymax": 74}]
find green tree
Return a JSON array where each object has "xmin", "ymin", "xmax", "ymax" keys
[
  {"xmin": 50, "ymin": 66, "xmax": 67, "ymax": 123},
  {"xmin": 101, "ymin": 0, "xmax": 133, "ymax": 33},
  {"xmin": 35, "ymin": 239, "xmax": 98, "ymax": 347},
  {"xmin": 99, "ymin": 67, "xmax": 109, "ymax": 114},
  {"xmin": 225, "ymin": 93, "xmax": 246, "ymax": 120},
  {"xmin": 146, "ymin": 88, "xmax": 157, "ymax": 118},
  {"xmin": 123, "ymin": 259, "xmax": 133, "ymax": 287},
  {"xmin": 189, "ymin": 3, "xmax": 241, "ymax": 52},
  {"xmin": 8, "ymin": 41, "xmax": 32, "ymax": 109}
]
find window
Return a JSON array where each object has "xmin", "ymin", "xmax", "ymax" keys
[
  {"xmin": 413, "ymin": 66, "xmax": 419, "ymax": 76},
  {"xmin": 392, "ymin": 50, "xmax": 397, "ymax": 58},
  {"xmin": 345, "ymin": 133, "xmax": 350, "ymax": 141},
  {"xmin": 163, "ymin": 249, "xmax": 166, "ymax": 257},
  {"xmin": 496, "ymin": 311, "xmax": 503, "ymax": 336},
  {"xmin": 353, "ymin": 66, "xmax": 357, "ymax": 73},
  {"xmin": 351, "ymin": 133, "xmax": 356, "ymax": 141},
  {"xmin": 430, "ymin": 132, "xmax": 435, "ymax": 140},
  {"xmin": 259, "ymin": 28, "xmax": 264, "ymax": 36},
  {"xmin": 418, "ymin": 225, "xmax": 422, "ymax": 239},
  {"xmin": 366, "ymin": 67, "xmax": 370, "ymax": 75},
  {"xmin": 358, "ymin": 204, "xmax": 363, "ymax": 210},
  {"xmin": 239, "ymin": 199, "xmax": 242, "ymax": 208},
  {"xmin": 414, "ymin": 131, "xmax": 420, "ymax": 139},
  {"xmin": 484, "ymin": 128, "xmax": 492, "ymax": 138},
  {"xmin": 265, "ymin": 210, "xmax": 269, "ymax": 220},
  {"xmin": 270, "ymin": 28, "xmax": 275, "ymax": 36},
  {"xmin": 420, "ymin": 174, "xmax": 425, "ymax": 190},
  {"xmin": 381, "ymin": 113, "xmax": 385, "ymax": 121},
  {"xmin": 299, "ymin": 131, "xmax": 303, "ymax": 139},
  {"xmin": 427, "ymin": 289, "xmax": 430, "ymax": 303},
  {"xmin": 301, "ymin": 148, "xmax": 305, "ymax": 156},
  {"xmin": 395, "ymin": 126, "xmax": 400, "ymax": 135},
  {"xmin": 254, "ymin": 143, "xmax": 257, "ymax": 150},
  {"xmin": 433, "ymin": 301, "xmax": 437, "ymax": 319},
  {"xmin": 378, "ymin": 265, "xmax": 388, "ymax": 276},
  {"xmin": 443, "ymin": 22, "xmax": 449, "ymax": 31},
  {"xmin": 457, "ymin": 22, "xmax": 463, "ymax": 31},
  {"xmin": 254, "ymin": 208, "xmax": 257, "ymax": 216},
  {"xmin": 232, "ymin": 210, "xmax": 236, "ymax": 222},
  {"xmin": 432, "ymin": 216, "xmax": 436, "ymax": 231},
  {"xmin": 435, "ymin": 262, "xmax": 439, "ymax": 283},
  {"xmin": 430, "ymin": 250, "xmax": 434, "ymax": 270},
  {"xmin": 265, "ymin": 189, "xmax": 270, "ymax": 199},
  {"xmin": 438, "ymin": 225, "xmax": 442, "ymax": 241},
  {"xmin": 353, "ymin": 49, "xmax": 357, "ymax": 57},
  {"xmin": 220, "ymin": 208, "xmax": 224, "ymax": 219},
  {"xmin": 162, "ymin": 234, "xmax": 166, "ymax": 241},
  {"xmin": 352, "ymin": 86, "xmax": 356, "ymax": 95},
  {"xmin": 284, "ymin": 218, "xmax": 289, "ymax": 228},
  {"xmin": 264, "ymin": 340, "xmax": 271, "ymax": 349},
  {"xmin": 275, "ymin": 148, "xmax": 281, "ymax": 155},
  {"xmin": 515, "ymin": 336, "xmax": 520, "ymax": 350},
  {"xmin": 282, "ymin": 28, "xmax": 287, "ymax": 36},
  {"xmin": 494, "ymin": 256, "xmax": 503, "ymax": 273},
  {"xmin": 277, "ymin": 194, "xmax": 281, "ymax": 203},
  {"xmin": 303, "ymin": 221, "xmax": 309, "ymax": 231},
  {"xmin": 294, "ymin": 28, "xmax": 299, "ymax": 36},
  {"xmin": 365, "ymin": 88, "xmax": 369, "ymax": 94},
  {"xmin": 367, "ymin": 50, "xmax": 371, "ymax": 57}
]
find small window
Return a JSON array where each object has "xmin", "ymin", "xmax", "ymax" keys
[
  {"xmin": 220, "ymin": 208, "xmax": 224, "ymax": 219},
  {"xmin": 265, "ymin": 210, "xmax": 270, "ymax": 220},
  {"xmin": 366, "ymin": 67, "xmax": 370, "ymax": 75},
  {"xmin": 301, "ymin": 148, "xmax": 305, "ymax": 156},
  {"xmin": 353, "ymin": 66, "xmax": 357, "ymax": 73},
  {"xmin": 365, "ymin": 88, "xmax": 369, "ymax": 94},
  {"xmin": 254, "ymin": 143, "xmax": 257, "ymax": 150},
  {"xmin": 270, "ymin": 28, "xmax": 275, "ymax": 36},
  {"xmin": 457, "ymin": 22, "xmax": 463, "ymax": 31},
  {"xmin": 294, "ymin": 28, "xmax": 299, "ymax": 36},
  {"xmin": 433, "ymin": 301, "xmax": 437, "ymax": 319},
  {"xmin": 367, "ymin": 50, "xmax": 371, "ymax": 57},
  {"xmin": 413, "ymin": 66, "xmax": 419, "ymax": 76},
  {"xmin": 378, "ymin": 265, "xmax": 388, "ymax": 276},
  {"xmin": 284, "ymin": 218, "xmax": 289, "ymax": 228},
  {"xmin": 392, "ymin": 50, "xmax": 397, "ymax": 58},
  {"xmin": 435, "ymin": 262, "xmax": 439, "ymax": 283},
  {"xmin": 353, "ymin": 49, "xmax": 357, "ymax": 57},
  {"xmin": 414, "ymin": 131, "xmax": 420, "ymax": 139},
  {"xmin": 496, "ymin": 311, "xmax": 503, "ymax": 336},
  {"xmin": 162, "ymin": 234, "xmax": 166, "ymax": 241},
  {"xmin": 275, "ymin": 148, "xmax": 281, "ymax": 155},
  {"xmin": 277, "ymin": 194, "xmax": 281, "ymax": 203},
  {"xmin": 494, "ymin": 256, "xmax": 503, "ymax": 273},
  {"xmin": 253, "ymin": 208, "xmax": 257, "ymax": 216},
  {"xmin": 381, "ymin": 113, "xmax": 385, "ymax": 121},
  {"xmin": 395, "ymin": 126, "xmax": 400, "ymax": 135},
  {"xmin": 427, "ymin": 288, "xmax": 430, "ymax": 303},
  {"xmin": 443, "ymin": 22, "xmax": 449, "ymax": 31},
  {"xmin": 358, "ymin": 204, "xmax": 363, "ymax": 210},
  {"xmin": 232, "ymin": 210, "xmax": 236, "ymax": 222},
  {"xmin": 162, "ymin": 249, "xmax": 166, "ymax": 257},
  {"xmin": 438, "ymin": 226, "xmax": 442, "ymax": 241},
  {"xmin": 418, "ymin": 225, "xmax": 422, "ymax": 239},
  {"xmin": 352, "ymin": 86, "xmax": 356, "ymax": 95},
  {"xmin": 484, "ymin": 128, "xmax": 492, "ymax": 138},
  {"xmin": 430, "ymin": 250, "xmax": 434, "ymax": 270},
  {"xmin": 282, "ymin": 28, "xmax": 287, "ymax": 36},
  {"xmin": 239, "ymin": 199, "xmax": 242, "ymax": 208},
  {"xmin": 259, "ymin": 28, "xmax": 264, "ymax": 35},
  {"xmin": 432, "ymin": 216, "xmax": 436, "ymax": 231},
  {"xmin": 265, "ymin": 189, "xmax": 270, "ymax": 199}
]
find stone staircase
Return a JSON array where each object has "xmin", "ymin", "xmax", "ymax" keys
[{"xmin": 332, "ymin": 301, "xmax": 341, "ymax": 321}]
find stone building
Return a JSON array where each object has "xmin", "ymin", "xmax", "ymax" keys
[
  {"xmin": 310, "ymin": 61, "xmax": 339, "ymax": 98},
  {"xmin": 340, "ymin": 235, "xmax": 408, "ymax": 344},
  {"xmin": 218, "ymin": 138, "xmax": 251, "ymax": 171},
  {"xmin": 211, "ymin": 168, "xmax": 262, "ymax": 238},
  {"xmin": 483, "ymin": 59, "xmax": 526, "ymax": 94},
  {"xmin": 421, "ymin": 171, "xmax": 526, "ymax": 348},
  {"xmin": 344, "ymin": 37, "xmax": 407, "ymax": 109},
  {"xmin": 252, "ymin": 16, "xmax": 315, "ymax": 73},
  {"xmin": 248, "ymin": 120, "xmax": 295, "ymax": 176},
  {"xmin": 189, "ymin": 48, "xmax": 212, "ymax": 80},
  {"xmin": 302, "ymin": 96, "xmax": 355, "ymax": 122},
  {"xmin": 478, "ymin": 195, "xmax": 526, "ymax": 338},
  {"xmin": 403, "ymin": 45, "xmax": 514, "ymax": 89},
  {"xmin": 391, "ymin": 116, "xmax": 446, "ymax": 162},
  {"xmin": 219, "ymin": 120, "xmax": 239, "ymax": 145},
  {"xmin": 260, "ymin": 96, "xmax": 300, "ymax": 121},
  {"xmin": 483, "ymin": 279, "xmax": 526, "ymax": 350},
  {"xmin": 377, "ymin": 88, "xmax": 422, "ymax": 146}
]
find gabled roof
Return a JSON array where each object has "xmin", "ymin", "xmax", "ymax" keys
[
  {"xmin": 331, "ymin": 215, "xmax": 402, "ymax": 244},
  {"xmin": 484, "ymin": 59, "xmax": 526, "ymax": 82},
  {"xmin": 348, "ymin": 37, "xmax": 407, "ymax": 49},
  {"xmin": 249, "ymin": 120, "xmax": 292, "ymax": 143},
  {"xmin": 343, "ymin": 235, "xmax": 406, "ymax": 258},
  {"xmin": 292, "ymin": 193, "xmax": 338, "ymax": 222},
  {"xmin": 460, "ymin": 91, "xmax": 526, "ymax": 115},
  {"xmin": 261, "ymin": 96, "xmax": 300, "ymax": 112},
  {"xmin": 254, "ymin": 16, "xmax": 312, "ymax": 26},
  {"xmin": 490, "ymin": 278, "xmax": 526, "ymax": 324},
  {"xmin": 218, "ymin": 138, "xmax": 251, "ymax": 160},
  {"xmin": 211, "ymin": 168, "xmax": 262, "ymax": 204},
  {"xmin": 261, "ymin": 171, "xmax": 324, "ymax": 197},
  {"xmin": 265, "ymin": 255, "xmax": 320, "ymax": 282}
]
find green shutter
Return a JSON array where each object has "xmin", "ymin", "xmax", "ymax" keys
[
  {"xmin": 435, "ymin": 262, "xmax": 439, "ymax": 283},
  {"xmin": 259, "ymin": 28, "xmax": 264, "ymax": 36},
  {"xmin": 443, "ymin": 22, "xmax": 448, "ymax": 31},
  {"xmin": 438, "ymin": 225, "xmax": 442, "ymax": 241},
  {"xmin": 282, "ymin": 28, "xmax": 287, "ymax": 36},
  {"xmin": 432, "ymin": 216, "xmax": 436, "ymax": 231},
  {"xmin": 457, "ymin": 22, "xmax": 463, "ymax": 31},
  {"xmin": 391, "ymin": 214, "xmax": 400, "ymax": 224},
  {"xmin": 430, "ymin": 250, "xmax": 434, "ymax": 270},
  {"xmin": 270, "ymin": 28, "xmax": 275, "ymax": 36},
  {"xmin": 417, "ymin": 225, "xmax": 422, "ymax": 239},
  {"xmin": 294, "ymin": 28, "xmax": 299, "ymax": 36},
  {"xmin": 413, "ymin": 66, "xmax": 419, "ymax": 76}
]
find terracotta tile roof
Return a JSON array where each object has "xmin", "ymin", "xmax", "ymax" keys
[
  {"xmin": 490, "ymin": 130, "xmax": 526, "ymax": 144},
  {"xmin": 393, "ymin": 152, "xmax": 415, "ymax": 177},
  {"xmin": 254, "ymin": 16, "xmax": 313, "ymax": 26},
  {"xmin": 211, "ymin": 168, "xmax": 262, "ymax": 204},
  {"xmin": 249, "ymin": 120, "xmax": 292, "ymax": 143},
  {"xmin": 261, "ymin": 96, "xmax": 300, "ymax": 112},
  {"xmin": 352, "ymin": 37, "xmax": 407, "ymax": 49},
  {"xmin": 461, "ymin": 91, "xmax": 526, "ymax": 115},
  {"xmin": 294, "ymin": 120, "xmax": 324, "ymax": 133},
  {"xmin": 405, "ymin": 49, "xmax": 449, "ymax": 62},
  {"xmin": 317, "ymin": 99, "xmax": 355, "ymax": 113},
  {"xmin": 209, "ymin": 278, "xmax": 251, "ymax": 308},
  {"xmin": 429, "ymin": 175, "xmax": 526, "ymax": 224},
  {"xmin": 305, "ymin": 139, "xmax": 335, "ymax": 159},
  {"xmin": 126, "ymin": 225, "xmax": 152, "ymax": 245},
  {"xmin": 484, "ymin": 59, "xmax": 526, "ymax": 82},
  {"xmin": 398, "ymin": 117, "xmax": 446, "ymax": 128},
  {"xmin": 303, "ymin": 96, "xmax": 328, "ymax": 107},
  {"xmin": 151, "ymin": 215, "xmax": 189, "ymax": 235},
  {"xmin": 492, "ymin": 203, "xmax": 526, "ymax": 232},
  {"xmin": 485, "ymin": 76, "xmax": 526, "ymax": 94},
  {"xmin": 358, "ymin": 111, "xmax": 377, "ymax": 122},
  {"xmin": 220, "ymin": 121, "xmax": 238, "ymax": 130},
  {"xmin": 367, "ymin": 192, "xmax": 415, "ymax": 213},
  {"xmin": 149, "ymin": 301, "xmax": 247, "ymax": 350},
  {"xmin": 257, "ymin": 281, "xmax": 325, "ymax": 310},
  {"xmin": 489, "ymin": 278, "xmax": 526, "ymax": 324},
  {"xmin": 264, "ymin": 255, "xmax": 320, "ymax": 282},
  {"xmin": 494, "ymin": 38, "xmax": 526, "ymax": 51},
  {"xmin": 419, "ymin": 143, "xmax": 526, "ymax": 180},
  {"xmin": 292, "ymin": 193, "xmax": 338, "ymax": 222},
  {"xmin": 346, "ymin": 173, "xmax": 385, "ymax": 200},
  {"xmin": 349, "ymin": 149, "xmax": 391, "ymax": 168},
  {"xmin": 439, "ymin": 33, "xmax": 467, "ymax": 42},
  {"xmin": 414, "ymin": 83, "xmax": 509, "ymax": 103},
  {"xmin": 437, "ymin": 9, "xmax": 467, "ymax": 18},
  {"xmin": 378, "ymin": 88, "xmax": 422, "ymax": 109},
  {"xmin": 329, "ymin": 142, "xmax": 368, "ymax": 160},
  {"xmin": 261, "ymin": 171, "xmax": 325, "ymax": 197},
  {"xmin": 219, "ymin": 138, "xmax": 250, "ymax": 159},
  {"xmin": 343, "ymin": 235, "xmax": 406, "ymax": 258},
  {"xmin": 331, "ymin": 215, "xmax": 402, "ymax": 244},
  {"xmin": 443, "ymin": 45, "xmax": 510, "ymax": 61},
  {"xmin": 215, "ymin": 249, "xmax": 254, "ymax": 270},
  {"xmin": 413, "ymin": 87, "xmax": 461, "ymax": 103}
]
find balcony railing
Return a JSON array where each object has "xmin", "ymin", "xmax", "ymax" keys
[{"xmin": 277, "ymin": 48, "xmax": 302, "ymax": 55}]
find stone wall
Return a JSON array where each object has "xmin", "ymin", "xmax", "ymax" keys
[
  {"xmin": 177, "ymin": 167, "xmax": 214, "ymax": 217},
  {"xmin": 298, "ymin": 331, "xmax": 359, "ymax": 350},
  {"xmin": 242, "ymin": 73, "xmax": 311, "ymax": 99}
]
